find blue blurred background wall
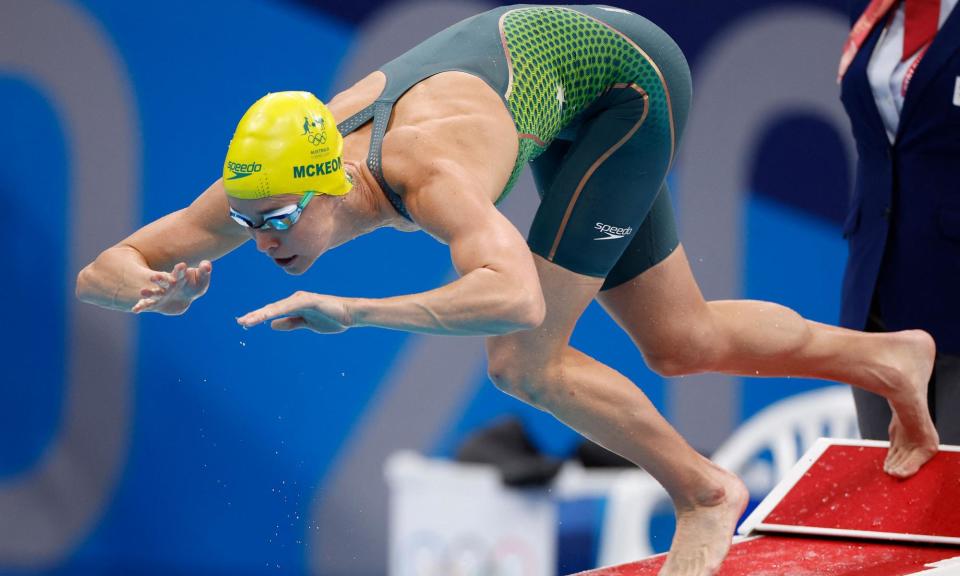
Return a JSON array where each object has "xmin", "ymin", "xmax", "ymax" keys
[{"xmin": 0, "ymin": 0, "xmax": 853, "ymax": 574}]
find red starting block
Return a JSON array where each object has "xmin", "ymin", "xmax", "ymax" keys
[{"xmin": 575, "ymin": 439, "xmax": 960, "ymax": 576}]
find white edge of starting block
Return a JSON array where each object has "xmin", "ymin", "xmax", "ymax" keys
[
  {"xmin": 737, "ymin": 437, "xmax": 834, "ymax": 536},
  {"xmin": 737, "ymin": 438, "xmax": 960, "ymax": 543},
  {"xmin": 747, "ymin": 523, "xmax": 960, "ymax": 546}
]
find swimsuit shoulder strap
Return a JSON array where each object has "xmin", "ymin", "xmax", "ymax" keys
[{"xmin": 337, "ymin": 98, "xmax": 413, "ymax": 222}]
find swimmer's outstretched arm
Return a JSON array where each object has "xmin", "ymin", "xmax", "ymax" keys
[
  {"xmin": 239, "ymin": 163, "xmax": 546, "ymax": 336},
  {"xmin": 76, "ymin": 178, "xmax": 248, "ymax": 314}
]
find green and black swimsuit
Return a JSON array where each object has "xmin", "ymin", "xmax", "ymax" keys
[{"xmin": 337, "ymin": 4, "xmax": 691, "ymax": 289}]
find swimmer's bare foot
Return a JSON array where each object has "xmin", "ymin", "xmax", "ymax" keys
[
  {"xmin": 881, "ymin": 330, "xmax": 939, "ymax": 478},
  {"xmin": 658, "ymin": 469, "xmax": 748, "ymax": 576}
]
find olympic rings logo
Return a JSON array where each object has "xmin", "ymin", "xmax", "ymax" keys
[
  {"xmin": 306, "ymin": 131, "xmax": 327, "ymax": 147},
  {"xmin": 398, "ymin": 532, "xmax": 538, "ymax": 576}
]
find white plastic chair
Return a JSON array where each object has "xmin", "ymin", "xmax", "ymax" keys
[{"xmin": 711, "ymin": 385, "xmax": 860, "ymax": 493}]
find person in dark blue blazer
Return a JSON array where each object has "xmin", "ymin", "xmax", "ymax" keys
[{"xmin": 839, "ymin": 0, "xmax": 960, "ymax": 443}]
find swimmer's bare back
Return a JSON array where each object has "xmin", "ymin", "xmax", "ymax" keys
[{"xmin": 327, "ymin": 71, "xmax": 520, "ymax": 218}]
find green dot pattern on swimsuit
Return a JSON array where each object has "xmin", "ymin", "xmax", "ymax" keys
[{"xmin": 498, "ymin": 7, "xmax": 672, "ymax": 200}]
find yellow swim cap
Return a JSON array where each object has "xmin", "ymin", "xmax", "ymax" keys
[{"xmin": 223, "ymin": 91, "xmax": 352, "ymax": 199}]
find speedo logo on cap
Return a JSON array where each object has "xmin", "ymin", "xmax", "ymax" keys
[
  {"xmin": 594, "ymin": 222, "xmax": 633, "ymax": 240},
  {"xmin": 226, "ymin": 160, "xmax": 262, "ymax": 180},
  {"xmin": 293, "ymin": 157, "xmax": 342, "ymax": 179}
]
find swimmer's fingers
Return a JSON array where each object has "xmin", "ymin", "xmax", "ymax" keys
[
  {"xmin": 132, "ymin": 296, "xmax": 158, "ymax": 314},
  {"xmin": 238, "ymin": 292, "xmax": 349, "ymax": 333},
  {"xmin": 184, "ymin": 260, "xmax": 213, "ymax": 295},
  {"xmin": 140, "ymin": 285, "xmax": 165, "ymax": 298},
  {"xmin": 145, "ymin": 263, "xmax": 184, "ymax": 293},
  {"xmin": 134, "ymin": 270, "xmax": 178, "ymax": 313},
  {"xmin": 184, "ymin": 260, "xmax": 212, "ymax": 284},
  {"xmin": 270, "ymin": 316, "xmax": 307, "ymax": 331},
  {"xmin": 148, "ymin": 270, "xmax": 176, "ymax": 290},
  {"xmin": 237, "ymin": 292, "xmax": 308, "ymax": 328},
  {"xmin": 134, "ymin": 262, "xmax": 212, "ymax": 315},
  {"xmin": 170, "ymin": 262, "xmax": 188, "ymax": 283}
]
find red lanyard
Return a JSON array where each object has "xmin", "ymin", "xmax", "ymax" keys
[
  {"xmin": 901, "ymin": 44, "xmax": 932, "ymax": 95},
  {"xmin": 901, "ymin": 0, "xmax": 941, "ymax": 94},
  {"xmin": 839, "ymin": 0, "xmax": 900, "ymax": 82}
]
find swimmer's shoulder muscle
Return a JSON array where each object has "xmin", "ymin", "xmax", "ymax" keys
[{"xmin": 382, "ymin": 71, "xmax": 518, "ymax": 207}]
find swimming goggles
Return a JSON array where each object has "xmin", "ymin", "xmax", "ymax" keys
[{"xmin": 229, "ymin": 191, "xmax": 315, "ymax": 231}]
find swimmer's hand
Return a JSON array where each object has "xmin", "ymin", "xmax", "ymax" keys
[
  {"xmin": 237, "ymin": 291, "xmax": 353, "ymax": 333},
  {"xmin": 132, "ymin": 261, "xmax": 212, "ymax": 315}
]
